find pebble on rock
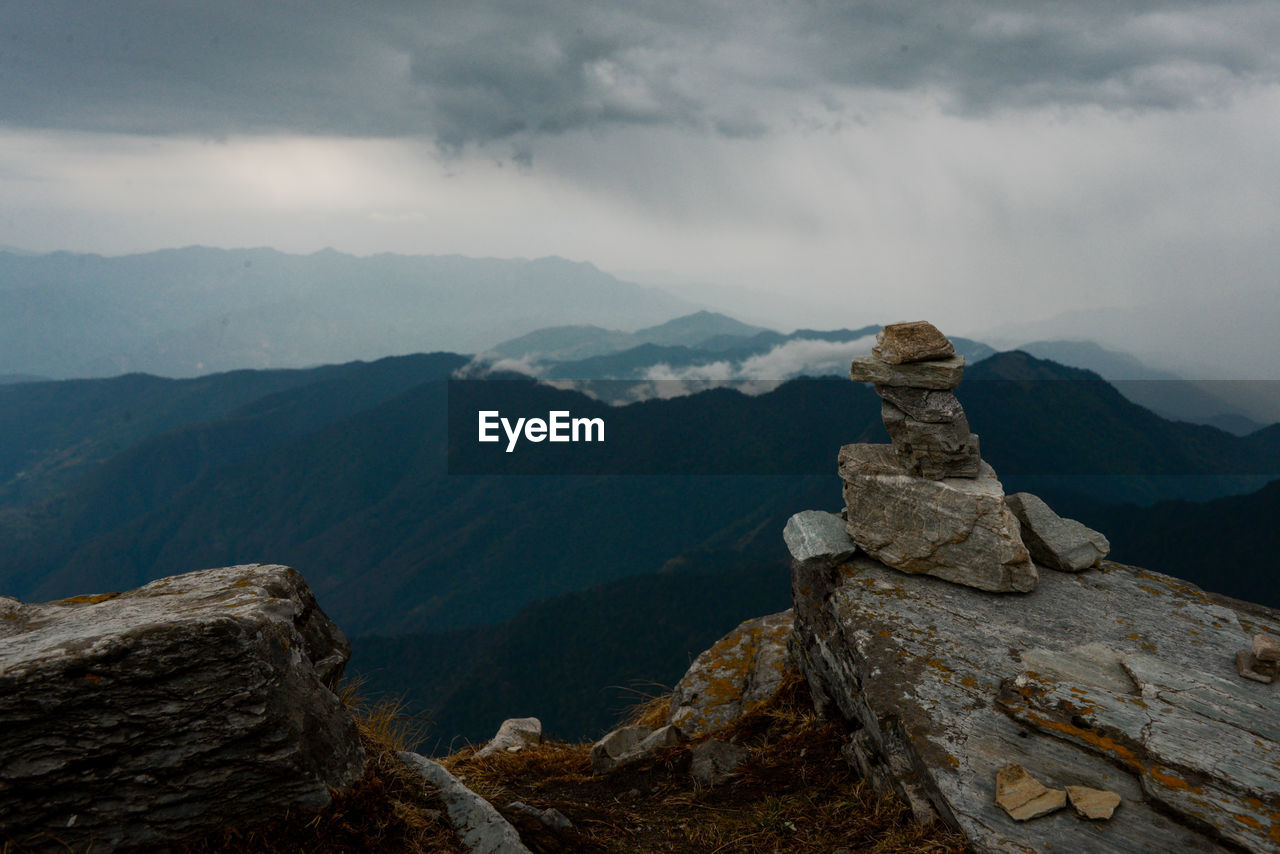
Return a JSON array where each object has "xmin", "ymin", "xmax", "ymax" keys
[
  {"xmin": 995, "ymin": 764, "xmax": 1067, "ymax": 821},
  {"xmin": 1066, "ymin": 785, "xmax": 1122, "ymax": 820}
]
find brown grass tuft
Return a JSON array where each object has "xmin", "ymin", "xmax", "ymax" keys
[
  {"xmin": 173, "ymin": 688, "xmax": 465, "ymax": 854},
  {"xmin": 441, "ymin": 670, "xmax": 972, "ymax": 853}
]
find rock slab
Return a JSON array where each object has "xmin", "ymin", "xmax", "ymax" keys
[
  {"xmin": 840, "ymin": 445, "xmax": 1036, "ymax": 593},
  {"xmin": 849, "ymin": 354, "xmax": 965, "ymax": 389},
  {"xmin": 789, "ymin": 512, "xmax": 1280, "ymax": 853},
  {"xmin": 669, "ymin": 609, "xmax": 796, "ymax": 737},
  {"xmin": 399, "ymin": 751, "xmax": 531, "ymax": 854},
  {"xmin": 1006, "ymin": 492, "xmax": 1110, "ymax": 572},
  {"xmin": 0, "ymin": 564, "xmax": 365, "ymax": 853}
]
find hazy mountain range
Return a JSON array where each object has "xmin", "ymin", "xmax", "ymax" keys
[{"xmin": 0, "ymin": 247, "xmax": 694, "ymax": 378}]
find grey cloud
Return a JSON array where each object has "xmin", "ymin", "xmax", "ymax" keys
[{"xmin": 3, "ymin": 1, "xmax": 1278, "ymax": 147}]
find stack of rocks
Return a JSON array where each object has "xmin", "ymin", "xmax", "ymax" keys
[
  {"xmin": 852, "ymin": 320, "xmax": 980, "ymax": 479},
  {"xmin": 842, "ymin": 321, "xmax": 1038, "ymax": 593}
]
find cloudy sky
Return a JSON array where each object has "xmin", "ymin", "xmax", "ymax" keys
[{"xmin": 2, "ymin": 1, "xmax": 1278, "ymax": 371}]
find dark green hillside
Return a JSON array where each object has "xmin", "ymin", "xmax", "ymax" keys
[
  {"xmin": 4, "ymin": 350, "xmax": 1279, "ymax": 641},
  {"xmin": 351, "ymin": 549, "xmax": 795, "ymax": 747}
]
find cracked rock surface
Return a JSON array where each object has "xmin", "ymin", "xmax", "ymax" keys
[
  {"xmin": 0, "ymin": 564, "xmax": 365, "ymax": 853},
  {"xmin": 789, "ymin": 511, "xmax": 1280, "ymax": 853}
]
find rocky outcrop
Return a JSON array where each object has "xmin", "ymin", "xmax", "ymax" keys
[
  {"xmin": 789, "ymin": 511, "xmax": 1280, "ymax": 853},
  {"xmin": 668, "ymin": 609, "xmax": 796, "ymax": 737},
  {"xmin": 0, "ymin": 564, "xmax": 365, "ymax": 853},
  {"xmin": 399, "ymin": 751, "xmax": 532, "ymax": 854},
  {"xmin": 840, "ymin": 445, "xmax": 1036, "ymax": 593}
]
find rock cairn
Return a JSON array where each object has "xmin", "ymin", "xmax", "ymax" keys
[
  {"xmin": 843, "ymin": 321, "xmax": 1037, "ymax": 593},
  {"xmin": 854, "ymin": 320, "xmax": 979, "ymax": 479}
]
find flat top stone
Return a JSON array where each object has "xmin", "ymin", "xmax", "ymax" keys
[
  {"xmin": 849, "ymin": 354, "xmax": 965, "ymax": 390},
  {"xmin": 872, "ymin": 321, "xmax": 956, "ymax": 364}
]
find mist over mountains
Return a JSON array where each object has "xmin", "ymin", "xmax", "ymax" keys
[{"xmin": 0, "ymin": 247, "xmax": 694, "ymax": 378}]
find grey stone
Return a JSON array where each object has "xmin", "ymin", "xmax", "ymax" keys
[
  {"xmin": 840, "ymin": 444, "xmax": 1037, "ymax": 593},
  {"xmin": 1006, "ymin": 492, "xmax": 1110, "ymax": 572},
  {"xmin": 994, "ymin": 764, "xmax": 1067, "ymax": 821},
  {"xmin": 871, "ymin": 321, "xmax": 956, "ymax": 364},
  {"xmin": 874, "ymin": 385, "xmax": 967, "ymax": 423},
  {"xmin": 782, "ymin": 510, "xmax": 857, "ymax": 567},
  {"xmin": 0, "ymin": 564, "xmax": 366, "ymax": 853},
  {"xmin": 590, "ymin": 725, "xmax": 652, "ymax": 773},
  {"xmin": 690, "ymin": 739, "xmax": 749, "ymax": 787},
  {"xmin": 669, "ymin": 610, "xmax": 796, "ymax": 737},
  {"xmin": 1255, "ymin": 632, "xmax": 1280, "ymax": 663},
  {"xmin": 880, "ymin": 400, "xmax": 981, "ymax": 479},
  {"xmin": 475, "ymin": 717, "xmax": 542, "ymax": 759},
  {"xmin": 849, "ymin": 354, "xmax": 965, "ymax": 389},
  {"xmin": 791, "ymin": 545, "xmax": 1280, "ymax": 853},
  {"xmin": 1067, "ymin": 785, "xmax": 1122, "ymax": 820},
  {"xmin": 399, "ymin": 752, "xmax": 532, "ymax": 854},
  {"xmin": 589, "ymin": 724, "xmax": 687, "ymax": 774}
]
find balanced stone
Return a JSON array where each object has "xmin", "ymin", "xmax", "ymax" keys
[
  {"xmin": 1006, "ymin": 492, "xmax": 1110, "ymax": 572},
  {"xmin": 872, "ymin": 321, "xmax": 956, "ymax": 364},
  {"xmin": 881, "ymin": 400, "xmax": 981, "ymax": 479},
  {"xmin": 874, "ymin": 385, "xmax": 966, "ymax": 423},
  {"xmin": 1254, "ymin": 632, "xmax": 1280, "ymax": 663},
  {"xmin": 839, "ymin": 444, "xmax": 1037, "ymax": 593},
  {"xmin": 849, "ymin": 354, "xmax": 964, "ymax": 390},
  {"xmin": 782, "ymin": 510, "xmax": 858, "ymax": 567}
]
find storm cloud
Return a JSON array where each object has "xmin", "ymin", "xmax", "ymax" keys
[{"xmin": 5, "ymin": 1, "xmax": 1279, "ymax": 148}]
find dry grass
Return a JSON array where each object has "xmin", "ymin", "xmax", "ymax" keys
[
  {"xmin": 174, "ymin": 688, "xmax": 465, "ymax": 854},
  {"xmin": 444, "ymin": 672, "xmax": 972, "ymax": 854}
]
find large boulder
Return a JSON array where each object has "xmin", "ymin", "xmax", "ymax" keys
[
  {"xmin": 668, "ymin": 610, "xmax": 796, "ymax": 737},
  {"xmin": 840, "ymin": 444, "xmax": 1036, "ymax": 593},
  {"xmin": 788, "ymin": 511, "xmax": 1280, "ymax": 853},
  {"xmin": 0, "ymin": 564, "xmax": 365, "ymax": 853}
]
